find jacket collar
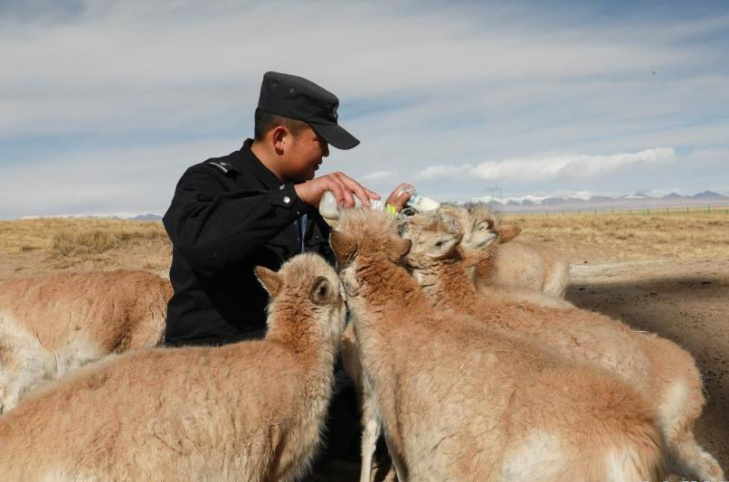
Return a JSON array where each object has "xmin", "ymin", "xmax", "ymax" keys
[{"xmin": 236, "ymin": 138, "xmax": 285, "ymax": 190}]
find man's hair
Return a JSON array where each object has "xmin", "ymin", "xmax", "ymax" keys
[{"xmin": 254, "ymin": 108, "xmax": 310, "ymax": 141}]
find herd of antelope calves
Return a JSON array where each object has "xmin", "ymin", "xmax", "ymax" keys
[{"xmin": 0, "ymin": 204, "xmax": 723, "ymax": 481}]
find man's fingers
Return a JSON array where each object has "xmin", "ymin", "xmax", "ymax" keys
[
  {"xmin": 326, "ymin": 179, "xmax": 347, "ymax": 208},
  {"xmin": 364, "ymin": 187, "xmax": 381, "ymax": 200},
  {"xmin": 308, "ymin": 172, "xmax": 379, "ymax": 209},
  {"xmin": 327, "ymin": 173, "xmax": 356, "ymax": 208},
  {"xmin": 352, "ymin": 185, "xmax": 372, "ymax": 208},
  {"xmin": 312, "ymin": 177, "xmax": 341, "ymax": 207},
  {"xmin": 395, "ymin": 183, "xmax": 414, "ymax": 197},
  {"xmin": 323, "ymin": 175, "xmax": 352, "ymax": 208},
  {"xmin": 384, "ymin": 182, "xmax": 415, "ymax": 211},
  {"xmin": 336, "ymin": 172, "xmax": 376, "ymax": 208}
]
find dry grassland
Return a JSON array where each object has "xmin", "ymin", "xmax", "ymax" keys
[
  {"xmin": 0, "ymin": 218, "xmax": 171, "ymax": 280},
  {"xmin": 1, "ymin": 211, "xmax": 727, "ymax": 280},
  {"xmin": 502, "ymin": 210, "xmax": 729, "ymax": 263},
  {"xmin": 0, "ymin": 218, "xmax": 167, "ymax": 253}
]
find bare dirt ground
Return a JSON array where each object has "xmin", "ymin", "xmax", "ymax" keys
[{"xmin": 568, "ymin": 257, "xmax": 729, "ymax": 471}]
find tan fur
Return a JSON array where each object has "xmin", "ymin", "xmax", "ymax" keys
[
  {"xmin": 332, "ymin": 210, "xmax": 666, "ymax": 482},
  {"xmin": 401, "ymin": 209, "xmax": 724, "ymax": 481},
  {"xmin": 444, "ymin": 203, "xmax": 571, "ymax": 298},
  {"xmin": 0, "ymin": 253, "xmax": 345, "ymax": 481},
  {"xmin": 441, "ymin": 204, "xmax": 589, "ymax": 309},
  {"xmin": 0, "ymin": 270, "xmax": 172, "ymax": 413},
  {"xmin": 342, "ymin": 321, "xmax": 395, "ymax": 482},
  {"xmin": 341, "ymin": 323, "xmax": 361, "ymax": 393},
  {"xmin": 489, "ymin": 240, "xmax": 571, "ymax": 297}
]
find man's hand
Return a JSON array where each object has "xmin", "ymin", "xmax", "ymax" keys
[
  {"xmin": 386, "ymin": 183, "xmax": 415, "ymax": 212},
  {"xmin": 294, "ymin": 172, "xmax": 380, "ymax": 209}
]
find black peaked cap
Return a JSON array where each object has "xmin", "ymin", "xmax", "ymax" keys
[{"xmin": 258, "ymin": 71, "xmax": 360, "ymax": 150}]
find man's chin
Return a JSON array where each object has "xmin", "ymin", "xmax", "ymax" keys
[{"xmin": 290, "ymin": 172, "xmax": 316, "ymax": 183}]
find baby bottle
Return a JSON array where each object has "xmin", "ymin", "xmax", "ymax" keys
[
  {"xmin": 318, "ymin": 191, "xmax": 385, "ymax": 225},
  {"xmin": 398, "ymin": 186, "xmax": 441, "ymax": 212}
]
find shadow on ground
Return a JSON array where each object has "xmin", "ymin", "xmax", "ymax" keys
[{"xmin": 567, "ymin": 275, "xmax": 729, "ymax": 472}]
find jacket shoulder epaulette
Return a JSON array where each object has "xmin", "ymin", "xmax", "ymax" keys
[{"xmin": 205, "ymin": 160, "xmax": 238, "ymax": 175}]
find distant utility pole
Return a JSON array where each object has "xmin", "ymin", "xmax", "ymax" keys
[{"xmin": 484, "ymin": 187, "xmax": 503, "ymax": 203}]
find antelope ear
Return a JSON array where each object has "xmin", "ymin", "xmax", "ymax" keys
[
  {"xmin": 472, "ymin": 230, "xmax": 498, "ymax": 249},
  {"xmin": 429, "ymin": 233, "xmax": 462, "ymax": 259},
  {"xmin": 309, "ymin": 276, "xmax": 334, "ymax": 305},
  {"xmin": 255, "ymin": 266, "xmax": 283, "ymax": 298},
  {"xmin": 498, "ymin": 225, "xmax": 521, "ymax": 244},
  {"xmin": 390, "ymin": 237, "xmax": 412, "ymax": 263},
  {"xmin": 330, "ymin": 231, "xmax": 357, "ymax": 266}
]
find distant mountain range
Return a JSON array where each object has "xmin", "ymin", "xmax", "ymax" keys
[
  {"xmin": 472, "ymin": 190, "xmax": 729, "ymax": 208},
  {"xmin": 19, "ymin": 212, "xmax": 164, "ymax": 221},
  {"xmin": 129, "ymin": 213, "xmax": 163, "ymax": 221},
  {"xmin": 16, "ymin": 190, "xmax": 729, "ymax": 220}
]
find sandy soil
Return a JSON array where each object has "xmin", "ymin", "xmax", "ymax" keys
[{"xmin": 568, "ymin": 257, "xmax": 729, "ymax": 471}]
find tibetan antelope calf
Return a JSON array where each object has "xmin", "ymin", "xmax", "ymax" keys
[
  {"xmin": 332, "ymin": 209, "xmax": 665, "ymax": 482},
  {"xmin": 0, "ymin": 270, "xmax": 171, "ymax": 414},
  {"xmin": 399, "ymin": 209, "xmax": 723, "ymax": 482},
  {"xmin": 444, "ymin": 203, "xmax": 570, "ymax": 298},
  {"xmin": 0, "ymin": 254, "xmax": 345, "ymax": 482}
]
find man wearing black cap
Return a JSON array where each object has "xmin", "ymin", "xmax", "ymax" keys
[
  {"xmin": 164, "ymin": 71, "xmax": 409, "ymax": 346},
  {"xmin": 162, "ymin": 72, "xmax": 410, "ymax": 472}
]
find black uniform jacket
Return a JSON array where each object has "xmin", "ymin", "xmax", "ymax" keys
[{"xmin": 163, "ymin": 139, "xmax": 334, "ymax": 346}]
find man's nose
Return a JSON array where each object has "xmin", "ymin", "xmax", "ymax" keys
[{"xmin": 322, "ymin": 143, "xmax": 330, "ymax": 157}]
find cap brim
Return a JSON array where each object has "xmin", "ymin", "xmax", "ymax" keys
[{"xmin": 309, "ymin": 122, "xmax": 360, "ymax": 150}]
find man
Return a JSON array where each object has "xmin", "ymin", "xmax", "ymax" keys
[
  {"xmin": 162, "ymin": 71, "xmax": 410, "ymax": 469},
  {"xmin": 164, "ymin": 71, "xmax": 409, "ymax": 346}
]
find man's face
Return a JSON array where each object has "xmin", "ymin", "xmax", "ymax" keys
[{"xmin": 282, "ymin": 126, "xmax": 329, "ymax": 182}]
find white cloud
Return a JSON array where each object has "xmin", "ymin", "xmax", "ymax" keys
[
  {"xmin": 360, "ymin": 170, "xmax": 397, "ymax": 182},
  {"xmin": 415, "ymin": 164, "xmax": 473, "ymax": 179},
  {"xmin": 417, "ymin": 148, "xmax": 676, "ymax": 182},
  {"xmin": 0, "ymin": 1, "xmax": 722, "ymax": 138},
  {"xmin": 1, "ymin": 1, "xmax": 728, "ymax": 216}
]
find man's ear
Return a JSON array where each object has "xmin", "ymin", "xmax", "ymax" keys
[
  {"xmin": 255, "ymin": 266, "xmax": 283, "ymax": 298},
  {"xmin": 498, "ymin": 225, "xmax": 521, "ymax": 244},
  {"xmin": 271, "ymin": 126, "xmax": 289, "ymax": 154},
  {"xmin": 330, "ymin": 231, "xmax": 357, "ymax": 266},
  {"xmin": 309, "ymin": 276, "xmax": 334, "ymax": 305}
]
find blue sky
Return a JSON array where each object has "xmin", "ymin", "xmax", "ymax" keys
[{"xmin": 1, "ymin": 0, "xmax": 728, "ymax": 218}]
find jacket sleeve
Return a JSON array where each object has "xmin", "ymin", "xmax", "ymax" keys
[{"xmin": 163, "ymin": 167, "xmax": 311, "ymax": 275}]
